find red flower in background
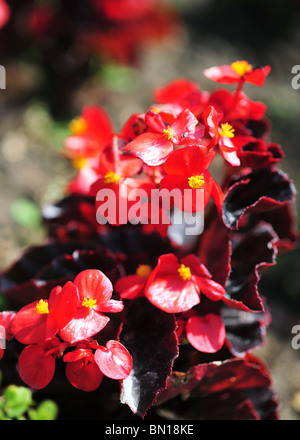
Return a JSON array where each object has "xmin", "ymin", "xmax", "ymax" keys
[
  {"xmin": 204, "ymin": 60, "xmax": 271, "ymax": 87},
  {"xmin": 145, "ymin": 254, "xmax": 225, "ymax": 313},
  {"xmin": 0, "ymin": 0, "xmax": 9, "ymax": 29},
  {"xmin": 63, "ymin": 106, "xmax": 113, "ymax": 162}
]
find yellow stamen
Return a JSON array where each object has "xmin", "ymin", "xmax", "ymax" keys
[
  {"xmin": 163, "ymin": 126, "xmax": 174, "ymax": 140},
  {"xmin": 231, "ymin": 61, "xmax": 252, "ymax": 77},
  {"xmin": 36, "ymin": 299, "xmax": 49, "ymax": 315},
  {"xmin": 178, "ymin": 264, "xmax": 192, "ymax": 281},
  {"xmin": 72, "ymin": 157, "xmax": 88, "ymax": 170},
  {"xmin": 104, "ymin": 170, "xmax": 122, "ymax": 184},
  {"xmin": 136, "ymin": 264, "xmax": 151, "ymax": 278},
  {"xmin": 69, "ymin": 117, "xmax": 87, "ymax": 136},
  {"xmin": 188, "ymin": 175, "xmax": 205, "ymax": 189},
  {"xmin": 220, "ymin": 123, "xmax": 235, "ymax": 138},
  {"xmin": 82, "ymin": 297, "xmax": 97, "ymax": 309}
]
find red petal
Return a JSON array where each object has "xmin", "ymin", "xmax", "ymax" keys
[
  {"xmin": 115, "ymin": 274, "xmax": 147, "ymax": 299},
  {"xmin": 145, "ymin": 111, "xmax": 165, "ymax": 133},
  {"xmin": 74, "ymin": 269, "xmax": 113, "ymax": 304},
  {"xmin": 11, "ymin": 302, "xmax": 57, "ymax": 345},
  {"xmin": 123, "ymin": 132, "xmax": 173, "ymax": 166},
  {"xmin": 48, "ymin": 282, "xmax": 79, "ymax": 329},
  {"xmin": 193, "ymin": 275, "xmax": 225, "ymax": 301},
  {"xmin": 163, "ymin": 145, "xmax": 208, "ymax": 177},
  {"xmin": 204, "ymin": 65, "xmax": 240, "ymax": 84},
  {"xmin": 154, "ymin": 78, "xmax": 200, "ymax": 104},
  {"xmin": 94, "ymin": 340, "xmax": 132, "ymax": 380},
  {"xmin": 202, "ymin": 105, "xmax": 220, "ymax": 140},
  {"xmin": 244, "ymin": 66, "xmax": 271, "ymax": 86},
  {"xmin": 98, "ymin": 143, "xmax": 143, "ymax": 177},
  {"xmin": 170, "ymin": 109, "xmax": 199, "ymax": 144},
  {"xmin": 59, "ymin": 308, "xmax": 109, "ymax": 343},
  {"xmin": 146, "ymin": 274, "xmax": 200, "ymax": 313},
  {"xmin": 18, "ymin": 345, "xmax": 55, "ymax": 389},
  {"xmin": 96, "ymin": 299, "xmax": 124, "ymax": 313},
  {"xmin": 65, "ymin": 358, "xmax": 103, "ymax": 392},
  {"xmin": 82, "ymin": 105, "xmax": 113, "ymax": 146},
  {"xmin": 186, "ymin": 314, "xmax": 226, "ymax": 353},
  {"xmin": 145, "ymin": 254, "xmax": 200, "ymax": 313},
  {"xmin": 0, "ymin": 311, "xmax": 15, "ymax": 339}
]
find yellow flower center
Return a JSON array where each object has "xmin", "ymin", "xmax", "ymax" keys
[
  {"xmin": 36, "ymin": 299, "xmax": 49, "ymax": 315},
  {"xmin": 104, "ymin": 170, "xmax": 122, "ymax": 184},
  {"xmin": 69, "ymin": 117, "xmax": 87, "ymax": 136},
  {"xmin": 136, "ymin": 264, "xmax": 152, "ymax": 278},
  {"xmin": 188, "ymin": 175, "xmax": 205, "ymax": 189},
  {"xmin": 231, "ymin": 61, "xmax": 253, "ymax": 77},
  {"xmin": 178, "ymin": 264, "xmax": 192, "ymax": 281},
  {"xmin": 220, "ymin": 123, "xmax": 235, "ymax": 138},
  {"xmin": 72, "ymin": 157, "xmax": 88, "ymax": 170},
  {"xmin": 163, "ymin": 126, "xmax": 174, "ymax": 140},
  {"xmin": 82, "ymin": 297, "xmax": 97, "ymax": 309}
]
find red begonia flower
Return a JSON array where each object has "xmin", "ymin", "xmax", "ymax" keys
[
  {"xmin": 202, "ymin": 105, "xmax": 253, "ymax": 166},
  {"xmin": 18, "ymin": 338, "xmax": 63, "ymax": 389},
  {"xmin": 11, "ymin": 281, "xmax": 79, "ymax": 345},
  {"xmin": 186, "ymin": 313, "xmax": 226, "ymax": 353},
  {"xmin": 159, "ymin": 145, "xmax": 223, "ymax": 212},
  {"xmin": 94, "ymin": 340, "xmax": 132, "ymax": 380},
  {"xmin": 0, "ymin": 0, "xmax": 9, "ymax": 29},
  {"xmin": 145, "ymin": 254, "xmax": 225, "ymax": 313},
  {"xmin": 115, "ymin": 264, "xmax": 152, "ymax": 299},
  {"xmin": 204, "ymin": 61, "xmax": 271, "ymax": 87},
  {"xmin": 64, "ymin": 348, "xmax": 103, "ymax": 392},
  {"xmin": 59, "ymin": 269, "xmax": 123, "ymax": 343},
  {"xmin": 63, "ymin": 105, "xmax": 113, "ymax": 160},
  {"xmin": 123, "ymin": 108, "xmax": 204, "ymax": 166}
]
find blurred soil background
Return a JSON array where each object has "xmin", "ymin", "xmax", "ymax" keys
[{"xmin": 1, "ymin": 0, "xmax": 300, "ymax": 420}]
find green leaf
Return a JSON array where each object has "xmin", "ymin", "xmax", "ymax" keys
[
  {"xmin": 3, "ymin": 385, "xmax": 33, "ymax": 419},
  {"xmin": 28, "ymin": 400, "xmax": 58, "ymax": 420},
  {"xmin": 10, "ymin": 198, "xmax": 42, "ymax": 229}
]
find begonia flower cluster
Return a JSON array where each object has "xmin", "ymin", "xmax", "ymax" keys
[{"xmin": 1, "ymin": 269, "xmax": 132, "ymax": 392}]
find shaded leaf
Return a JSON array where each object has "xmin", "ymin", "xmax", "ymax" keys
[
  {"xmin": 119, "ymin": 298, "xmax": 179, "ymax": 417},
  {"xmin": 222, "ymin": 168, "xmax": 296, "ymax": 231}
]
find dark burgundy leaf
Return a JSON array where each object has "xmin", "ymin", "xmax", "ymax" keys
[
  {"xmin": 222, "ymin": 168, "xmax": 296, "ymax": 231},
  {"xmin": 246, "ymin": 202, "xmax": 298, "ymax": 253},
  {"xmin": 0, "ymin": 241, "xmax": 97, "ymax": 291},
  {"xmin": 224, "ymin": 222, "xmax": 278, "ymax": 312},
  {"xmin": 155, "ymin": 356, "xmax": 279, "ymax": 420},
  {"xmin": 0, "ymin": 242, "xmax": 123, "ymax": 308},
  {"xmin": 197, "ymin": 214, "xmax": 231, "ymax": 287},
  {"xmin": 222, "ymin": 305, "xmax": 271, "ymax": 356},
  {"xmin": 119, "ymin": 297, "xmax": 179, "ymax": 418}
]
